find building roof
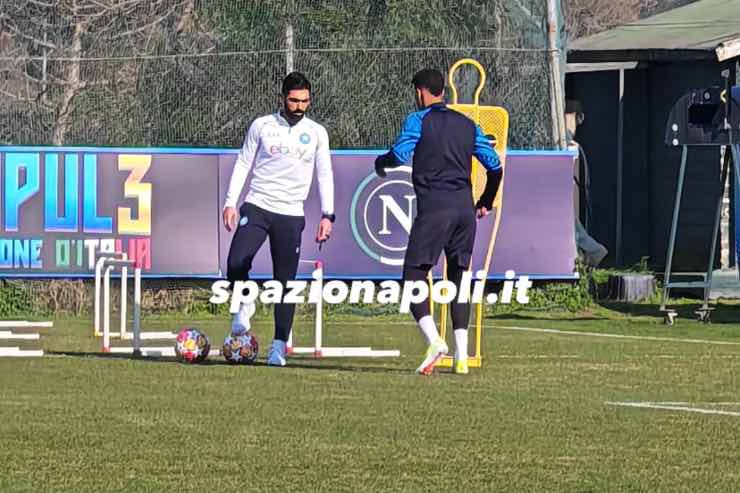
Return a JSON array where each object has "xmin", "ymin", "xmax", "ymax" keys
[{"xmin": 568, "ymin": 0, "xmax": 740, "ymax": 63}]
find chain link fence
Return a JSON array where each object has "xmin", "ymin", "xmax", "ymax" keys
[{"xmin": 1, "ymin": 0, "xmax": 563, "ymax": 149}]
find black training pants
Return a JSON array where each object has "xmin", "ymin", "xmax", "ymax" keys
[
  {"xmin": 227, "ymin": 202, "xmax": 305, "ymax": 342},
  {"xmin": 402, "ymin": 207, "xmax": 476, "ymax": 330}
]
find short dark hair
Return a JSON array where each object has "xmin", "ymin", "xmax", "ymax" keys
[
  {"xmin": 412, "ymin": 69, "xmax": 445, "ymax": 97},
  {"xmin": 282, "ymin": 72, "xmax": 311, "ymax": 95}
]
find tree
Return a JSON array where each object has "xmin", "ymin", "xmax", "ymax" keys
[
  {"xmin": 563, "ymin": 0, "xmax": 654, "ymax": 39},
  {"xmin": 0, "ymin": 0, "xmax": 205, "ymax": 145},
  {"xmin": 1, "ymin": 1, "xmax": 559, "ymax": 148},
  {"xmin": 563, "ymin": 0, "xmax": 700, "ymax": 40}
]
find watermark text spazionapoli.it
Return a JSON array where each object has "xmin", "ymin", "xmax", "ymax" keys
[{"xmin": 210, "ymin": 270, "xmax": 532, "ymax": 313}]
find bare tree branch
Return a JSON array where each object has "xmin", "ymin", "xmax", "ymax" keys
[
  {"xmin": 53, "ymin": 18, "xmax": 85, "ymax": 144},
  {"xmin": 564, "ymin": 0, "xmax": 660, "ymax": 39},
  {"xmin": 107, "ymin": 8, "xmax": 178, "ymax": 41}
]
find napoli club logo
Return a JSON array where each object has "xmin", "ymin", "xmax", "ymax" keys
[
  {"xmin": 299, "ymin": 133, "xmax": 311, "ymax": 144},
  {"xmin": 350, "ymin": 166, "xmax": 416, "ymax": 266}
]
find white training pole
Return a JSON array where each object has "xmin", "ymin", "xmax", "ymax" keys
[
  {"xmin": 0, "ymin": 321, "xmax": 53, "ymax": 328},
  {"xmin": 0, "ymin": 331, "xmax": 40, "ymax": 340},
  {"xmin": 289, "ymin": 259, "xmax": 318, "ymax": 354},
  {"xmin": 288, "ymin": 260, "xmax": 401, "ymax": 358},
  {"xmin": 314, "ymin": 261, "xmax": 323, "ymax": 357},
  {"xmin": 92, "ymin": 256, "xmax": 178, "ymax": 358},
  {"xmin": 286, "ymin": 259, "xmax": 401, "ymax": 359},
  {"xmin": 120, "ymin": 254, "xmax": 128, "ymax": 339},
  {"xmin": 108, "ymin": 346, "xmax": 222, "ymax": 357},
  {"xmin": 94, "ymin": 252, "xmax": 123, "ymax": 336},
  {"xmin": 0, "ymin": 347, "xmax": 44, "ymax": 357},
  {"xmin": 289, "ymin": 346, "xmax": 401, "ymax": 357},
  {"xmin": 102, "ymin": 264, "xmax": 111, "ymax": 352},
  {"xmin": 133, "ymin": 267, "xmax": 142, "ymax": 356},
  {"xmin": 94, "ymin": 256, "xmax": 104, "ymax": 336}
]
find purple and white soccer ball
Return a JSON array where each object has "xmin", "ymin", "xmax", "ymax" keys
[
  {"xmin": 174, "ymin": 327, "xmax": 211, "ymax": 363},
  {"xmin": 222, "ymin": 332, "xmax": 259, "ymax": 364}
]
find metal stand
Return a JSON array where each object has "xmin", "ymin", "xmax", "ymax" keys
[{"xmin": 660, "ymin": 145, "xmax": 737, "ymax": 324}]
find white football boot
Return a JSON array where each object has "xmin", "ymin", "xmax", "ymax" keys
[
  {"xmin": 267, "ymin": 339, "xmax": 287, "ymax": 367},
  {"xmin": 415, "ymin": 337, "xmax": 449, "ymax": 376},
  {"xmin": 231, "ymin": 301, "xmax": 256, "ymax": 336}
]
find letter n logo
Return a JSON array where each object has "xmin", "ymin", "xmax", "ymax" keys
[{"xmin": 378, "ymin": 195, "xmax": 415, "ymax": 235}]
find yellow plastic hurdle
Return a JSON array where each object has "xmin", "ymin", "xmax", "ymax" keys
[{"xmin": 431, "ymin": 58, "xmax": 510, "ymax": 368}]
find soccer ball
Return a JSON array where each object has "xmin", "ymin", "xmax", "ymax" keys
[
  {"xmin": 222, "ymin": 332, "xmax": 259, "ymax": 364},
  {"xmin": 174, "ymin": 327, "xmax": 210, "ymax": 363}
]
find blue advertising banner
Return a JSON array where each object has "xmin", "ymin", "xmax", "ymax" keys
[{"xmin": 0, "ymin": 146, "xmax": 577, "ymax": 280}]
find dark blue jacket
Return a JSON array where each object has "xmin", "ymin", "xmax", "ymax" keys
[{"xmin": 378, "ymin": 103, "xmax": 501, "ymax": 213}]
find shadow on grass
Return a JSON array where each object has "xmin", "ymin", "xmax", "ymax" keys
[
  {"xmin": 488, "ymin": 301, "xmax": 740, "ymax": 325},
  {"xmin": 594, "ymin": 302, "xmax": 667, "ymax": 318},
  {"xmin": 602, "ymin": 301, "xmax": 740, "ymax": 324},
  {"xmin": 487, "ymin": 313, "xmax": 607, "ymax": 322},
  {"xmin": 479, "ymin": 298, "xmax": 740, "ymax": 326},
  {"xmin": 45, "ymin": 350, "xmax": 414, "ymax": 375}
]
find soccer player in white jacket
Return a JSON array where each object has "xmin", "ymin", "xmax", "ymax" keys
[{"xmin": 222, "ymin": 72, "xmax": 334, "ymax": 366}]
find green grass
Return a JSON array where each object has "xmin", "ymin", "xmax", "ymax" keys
[{"xmin": 1, "ymin": 304, "xmax": 739, "ymax": 492}]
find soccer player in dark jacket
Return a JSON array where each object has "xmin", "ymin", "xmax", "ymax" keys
[{"xmin": 375, "ymin": 69, "xmax": 502, "ymax": 375}]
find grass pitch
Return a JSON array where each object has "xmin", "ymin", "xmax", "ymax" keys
[{"xmin": 1, "ymin": 303, "xmax": 739, "ymax": 492}]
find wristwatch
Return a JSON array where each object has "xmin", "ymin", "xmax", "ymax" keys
[{"xmin": 322, "ymin": 213, "xmax": 336, "ymax": 223}]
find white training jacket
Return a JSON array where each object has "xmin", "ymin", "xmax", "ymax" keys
[{"xmin": 223, "ymin": 112, "xmax": 334, "ymax": 217}]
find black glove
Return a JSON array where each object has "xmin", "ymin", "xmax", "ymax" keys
[
  {"xmin": 374, "ymin": 153, "xmax": 394, "ymax": 178},
  {"xmin": 475, "ymin": 169, "xmax": 503, "ymax": 210}
]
